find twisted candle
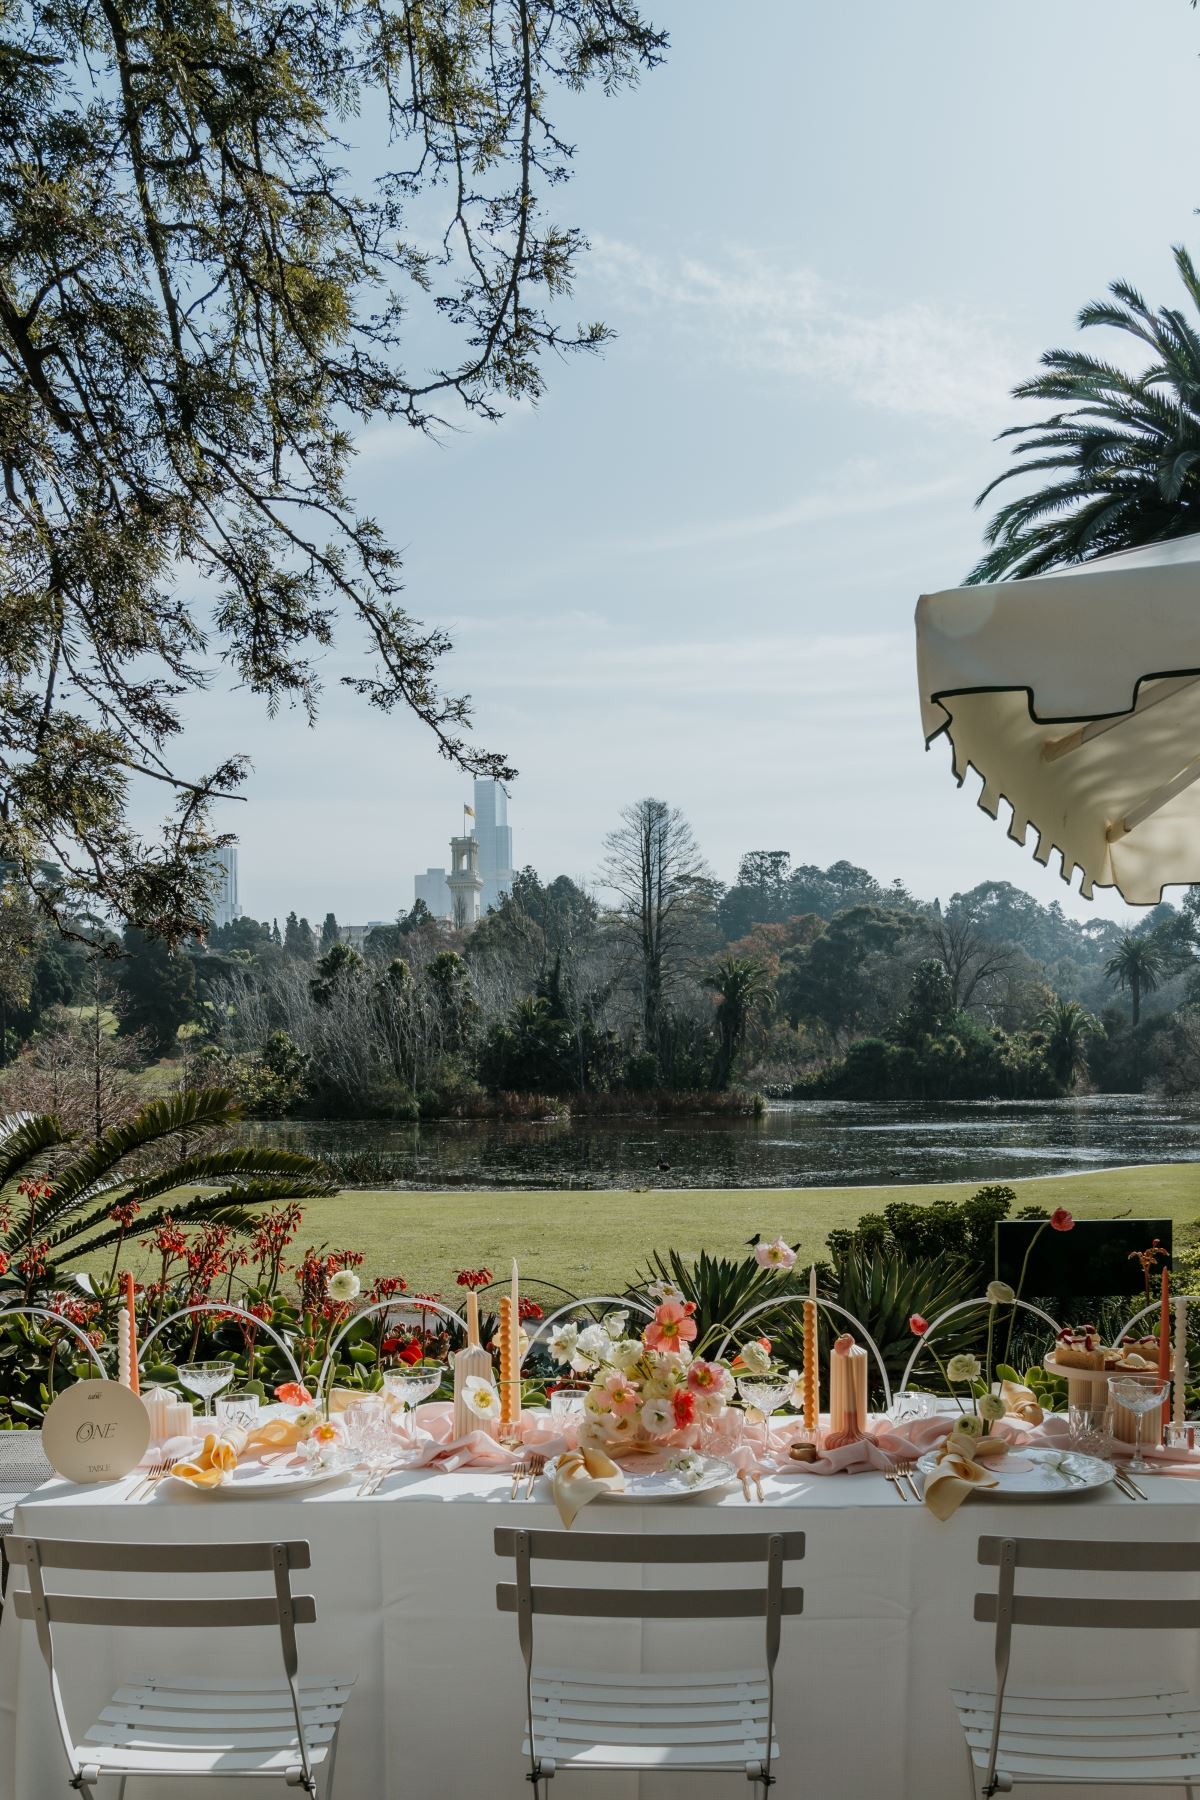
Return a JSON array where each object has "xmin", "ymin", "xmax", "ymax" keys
[
  {"xmin": 124, "ymin": 1271, "xmax": 139, "ymax": 1396},
  {"xmin": 802, "ymin": 1263, "xmax": 818, "ymax": 1433},
  {"xmin": 498, "ymin": 1295, "xmax": 520, "ymax": 1428}
]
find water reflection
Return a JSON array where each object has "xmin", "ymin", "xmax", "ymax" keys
[{"xmin": 250, "ymin": 1095, "xmax": 1200, "ymax": 1191}]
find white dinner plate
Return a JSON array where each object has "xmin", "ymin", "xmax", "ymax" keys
[
  {"xmin": 169, "ymin": 1460, "xmax": 351, "ymax": 1498},
  {"xmin": 915, "ymin": 1445, "xmax": 1114, "ymax": 1498},
  {"xmin": 557, "ymin": 1451, "xmax": 738, "ymax": 1502}
]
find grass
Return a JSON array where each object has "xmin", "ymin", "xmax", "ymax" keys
[{"xmin": 111, "ymin": 1162, "xmax": 1200, "ymax": 1298}]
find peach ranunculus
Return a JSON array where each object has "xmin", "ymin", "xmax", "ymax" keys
[{"xmin": 644, "ymin": 1300, "xmax": 698, "ymax": 1352}]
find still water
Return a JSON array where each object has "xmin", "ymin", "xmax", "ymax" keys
[{"xmin": 251, "ymin": 1096, "xmax": 1200, "ymax": 1191}]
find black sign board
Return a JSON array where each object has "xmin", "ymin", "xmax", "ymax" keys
[{"xmin": 994, "ymin": 1219, "xmax": 1172, "ymax": 1299}]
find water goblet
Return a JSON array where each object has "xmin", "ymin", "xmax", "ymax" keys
[
  {"xmin": 215, "ymin": 1390, "xmax": 261, "ymax": 1433},
  {"xmin": 1067, "ymin": 1401, "xmax": 1113, "ymax": 1458},
  {"xmin": 383, "ymin": 1365, "xmax": 443, "ymax": 1431},
  {"xmin": 549, "ymin": 1386, "xmax": 587, "ymax": 1427},
  {"xmin": 1110, "ymin": 1373, "xmax": 1170, "ymax": 1473},
  {"xmin": 178, "ymin": 1360, "xmax": 235, "ymax": 1418},
  {"xmin": 737, "ymin": 1377, "xmax": 792, "ymax": 1423}
]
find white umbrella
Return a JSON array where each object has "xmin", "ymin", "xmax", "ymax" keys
[{"xmin": 916, "ymin": 533, "xmax": 1200, "ymax": 903}]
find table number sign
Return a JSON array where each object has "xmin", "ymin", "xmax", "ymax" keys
[{"xmin": 42, "ymin": 1379, "xmax": 150, "ymax": 1483}]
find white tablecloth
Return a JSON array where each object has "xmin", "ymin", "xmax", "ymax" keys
[{"xmin": 1, "ymin": 1462, "xmax": 1198, "ymax": 1800}]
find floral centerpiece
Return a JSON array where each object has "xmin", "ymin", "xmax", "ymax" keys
[{"xmin": 549, "ymin": 1299, "xmax": 738, "ymax": 1451}]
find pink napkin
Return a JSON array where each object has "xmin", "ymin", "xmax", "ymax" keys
[{"xmin": 385, "ymin": 1402, "xmax": 571, "ymax": 1472}]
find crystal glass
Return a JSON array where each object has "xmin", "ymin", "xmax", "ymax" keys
[
  {"xmin": 178, "ymin": 1360, "xmax": 235, "ymax": 1418},
  {"xmin": 549, "ymin": 1387, "xmax": 587, "ymax": 1425},
  {"xmin": 342, "ymin": 1396, "xmax": 387, "ymax": 1463},
  {"xmin": 1110, "ymin": 1373, "xmax": 1170, "ymax": 1473},
  {"xmin": 737, "ymin": 1377, "xmax": 792, "ymax": 1420},
  {"xmin": 383, "ymin": 1365, "xmax": 443, "ymax": 1427},
  {"xmin": 215, "ymin": 1390, "xmax": 260, "ymax": 1432},
  {"xmin": 1067, "ymin": 1401, "xmax": 1113, "ymax": 1457},
  {"xmin": 1164, "ymin": 1420, "xmax": 1199, "ymax": 1454}
]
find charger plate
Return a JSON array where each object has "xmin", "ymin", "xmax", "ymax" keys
[
  {"xmin": 915, "ymin": 1446, "xmax": 1114, "ymax": 1499},
  {"xmin": 169, "ymin": 1460, "xmax": 350, "ymax": 1498},
  {"xmin": 564, "ymin": 1451, "xmax": 738, "ymax": 1502}
]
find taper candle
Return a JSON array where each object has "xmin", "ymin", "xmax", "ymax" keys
[
  {"xmin": 116, "ymin": 1309, "xmax": 132, "ymax": 1389},
  {"xmin": 124, "ymin": 1271, "xmax": 139, "ymax": 1396},
  {"xmin": 499, "ymin": 1292, "xmax": 520, "ymax": 1428},
  {"xmin": 1175, "ymin": 1293, "xmax": 1188, "ymax": 1428},
  {"xmin": 467, "ymin": 1289, "xmax": 480, "ymax": 1348},
  {"xmin": 1159, "ymin": 1266, "xmax": 1171, "ymax": 1443},
  {"xmin": 802, "ymin": 1263, "xmax": 818, "ymax": 1433}
]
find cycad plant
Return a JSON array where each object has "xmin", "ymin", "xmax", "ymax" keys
[
  {"xmin": 0, "ymin": 1086, "xmax": 333, "ymax": 1302},
  {"xmin": 970, "ymin": 244, "xmax": 1200, "ymax": 583}
]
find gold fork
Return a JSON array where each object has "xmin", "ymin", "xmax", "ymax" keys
[
  {"xmin": 894, "ymin": 1459, "xmax": 922, "ymax": 1502},
  {"xmin": 882, "ymin": 1463, "xmax": 908, "ymax": 1502},
  {"xmin": 510, "ymin": 1457, "xmax": 531, "ymax": 1500},
  {"xmin": 127, "ymin": 1455, "xmax": 172, "ymax": 1503},
  {"xmin": 523, "ymin": 1452, "xmax": 547, "ymax": 1500}
]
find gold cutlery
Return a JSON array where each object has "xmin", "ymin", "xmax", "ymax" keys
[
  {"xmin": 895, "ymin": 1458, "xmax": 922, "ymax": 1501},
  {"xmin": 510, "ymin": 1457, "xmax": 532, "ymax": 1500},
  {"xmin": 737, "ymin": 1467, "xmax": 753, "ymax": 1503},
  {"xmin": 1114, "ymin": 1467, "xmax": 1148, "ymax": 1500},
  {"xmin": 751, "ymin": 1469, "xmax": 765, "ymax": 1504},
  {"xmin": 127, "ymin": 1455, "xmax": 174, "ymax": 1503},
  {"xmin": 523, "ymin": 1452, "xmax": 546, "ymax": 1499},
  {"xmin": 882, "ymin": 1464, "xmax": 908, "ymax": 1502}
]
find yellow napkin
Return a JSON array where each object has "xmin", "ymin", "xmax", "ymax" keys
[
  {"xmin": 244, "ymin": 1416, "xmax": 314, "ymax": 1454},
  {"xmin": 552, "ymin": 1446, "xmax": 625, "ymax": 1528},
  {"xmin": 922, "ymin": 1429, "xmax": 1008, "ymax": 1521},
  {"xmin": 171, "ymin": 1429, "xmax": 246, "ymax": 1488},
  {"xmin": 1000, "ymin": 1379, "xmax": 1045, "ymax": 1426}
]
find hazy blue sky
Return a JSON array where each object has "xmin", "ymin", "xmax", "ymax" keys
[{"xmin": 156, "ymin": 1, "xmax": 1200, "ymax": 928}]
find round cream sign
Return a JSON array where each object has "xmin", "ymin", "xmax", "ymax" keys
[{"xmin": 42, "ymin": 1381, "xmax": 150, "ymax": 1483}]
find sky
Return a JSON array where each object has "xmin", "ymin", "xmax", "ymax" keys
[{"xmin": 149, "ymin": 0, "xmax": 1200, "ymax": 929}]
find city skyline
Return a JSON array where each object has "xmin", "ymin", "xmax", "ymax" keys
[{"xmin": 135, "ymin": 2, "xmax": 1195, "ymax": 933}]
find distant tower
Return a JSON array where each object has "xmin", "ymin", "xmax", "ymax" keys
[
  {"xmin": 473, "ymin": 779, "xmax": 513, "ymax": 913},
  {"xmin": 203, "ymin": 846, "xmax": 240, "ymax": 929},
  {"xmin": 414, "ymin": 867, "xmax": 451, "ymax": 919},
  {"xmin": 446, "ymin": 834, "xmax": 483, "ymax": 929}
]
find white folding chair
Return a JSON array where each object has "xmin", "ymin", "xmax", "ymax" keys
[
  {"xmin": 494, "ymin": 1527, "xmax": 804, "ymax": 1795},
  {"xmin": 9, "ymin": 1535, "xmax": 355, "ymax": 1799},
  {"xmin": 958, "ymin": 1533, "xmax": 1200, "ymax": 1795}
]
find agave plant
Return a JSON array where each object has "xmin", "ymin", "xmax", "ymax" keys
[
  {"xmin": 0, "ymin": 1086, "xmax": 334, "ymax": 1298},
  {"xmin": 633, "ymin": 1245, "xmax": 804, "ymax": 1353}
]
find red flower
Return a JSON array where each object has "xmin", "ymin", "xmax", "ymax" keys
[
  {"xmin": 396, "ymin": 1340, "xmax": 423, "ymax": 1365},
  {"xmin": 672, "ymin": 1389, "xmax": 696, "ymax": 1429},
  {"xmin": 274, "ymin": 1381, "xmax": 313, "ymax": 1407},
  {"xmin": 456, "ymin": 1268, "xmax": 493, "ymax": 1290},
  {"xmin": 1050, "ymin": 1208, "xmax": 1074, "ymax": 1232},
  {"xmin": 909, "ymin": 1314, "xmax": 929, "ymax": 1336},
  {"xmin": 518, "ymin": 1298, "xmax": 543, "ymax": 1322}
]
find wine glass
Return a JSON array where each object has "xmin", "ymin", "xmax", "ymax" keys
[
  {"xmin": 383, "ymin": 1365, "xmax": 443, "ymax": 1429},
  {"xmin": 737, "ymin": 1376, "xmax": 792, "ymax": 1422},
  {"xmin": 178, "ymin": 1360, "xmax": 235, "ymax": 1418},
  {"xmin": 1110, "ymin": 1373, "xmax": 1170, "ymax": 1473}
]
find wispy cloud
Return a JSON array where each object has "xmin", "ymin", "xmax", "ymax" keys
[{"xmin": 591, "ymin": 239, "xmax": 1028, "ymax": 427}]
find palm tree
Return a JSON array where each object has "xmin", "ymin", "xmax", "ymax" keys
[
  {"xmin": 705, "ymin": 957, "xmax": 774, "ymax": 1089},
  {"xmin": 1104, "ymin": 934, "xmax": 1167, "ymax": 1029},
  {"xmin": 1037, "ymin": 997, "xmax": 1103, "ymax": 1089},
  {"xmin": 0, "ymin": 1086, "xmax": 332, "ymax": 1296},
  {"xmin": 970, "ymin": 244, "xmax": 1200, "ymax": 584}
]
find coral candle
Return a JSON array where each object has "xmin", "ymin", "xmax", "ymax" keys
[
  {"xmin": 124, "ymin": 1270, "xmax": 139, "ymax": 1397},
  {"xmin": 827, "ymin": 1333, "xmax": 869, "ymax": 1446},
  {"xmin": 802, "ymin": 1264, "xmax": 818, "ymax": 1434},
  {"xmin": 499, "ymin": 1261, "xmax": 521, "ymax": 1428},
  {"xmin": 1175, "ymin": 1293, "xmax": 1188, "ymax": 1429}
]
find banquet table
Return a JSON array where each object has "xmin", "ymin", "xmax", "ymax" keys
[{"xmin": 2, "ymin": 1459, "xmax": 1199, "ymax": 1800}]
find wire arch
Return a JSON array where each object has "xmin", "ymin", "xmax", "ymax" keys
[
  {"xmin": 520, "ymin": 1295, "xmax": 654, "ymax": 1369},
  {"xmin": 712, "ymin": 1295, "xmax": 893, "ymax": 1412},
  {"xmin": 1115, "ymin": 1295, "xmax": 1200, "ymax": 1347},
  {"xmin": 138, "ymin": 1302, "xmax": 304, "ymax": 1386},
  {"xmin": 0, "ymin": 1304, "xmax": 108, "ymax": 1381},
  {"xmin": 896, "ymin": 1297, "xmax": 1061, "ymax": 1396},
  {"xmin": 315, "ymin": 1297, "xmax": 467, "ymax": 1405}
]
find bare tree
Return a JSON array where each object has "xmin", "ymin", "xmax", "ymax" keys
[
  {"xmin": 601, "ymin": 799, "xmax": 712, "ymax": 1056},
  {"xmin": 922, "ymin": 911, "xmax": 1018, "ymax": 1014}
]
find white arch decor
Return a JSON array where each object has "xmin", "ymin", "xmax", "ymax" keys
[
  {"xmin": 138, "ymin": 1302, "xmax": 304, "ymax": 1387},
  {"xmin": 713, "ymin": 1296, "xmax": 894, "ymax": 1414},
  {"xmin": 1114, "ymin": 1296, "xmax": 1200, "ymax": 1347},
  {"xmin": 0, "ymin": 1304, "xmax": 109, "ymax": 1383},
  {"xmin": 895, "ymin": 1297, "xmax": 1062, "ymax": 1398},
  {"xmin": 315, "ymin": 1298, "xmax": 468, "ymax": 1408},
  {"xmin": 520, "ymin": 1295, "xmax": 654, "ymax": 1370}
]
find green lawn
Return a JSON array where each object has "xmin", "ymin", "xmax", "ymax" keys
[{"xmin": 115, "ymin": 1162, "xmax": 1200, "ymax": 1298}]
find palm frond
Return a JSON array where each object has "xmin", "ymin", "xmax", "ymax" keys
[{"xmin": 0, "ymin": 1113, "xmax": 67, "ymax": 1188}]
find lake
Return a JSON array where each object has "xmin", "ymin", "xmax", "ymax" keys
[{"xmin": 250, "ymin": 1095, "xmax": 1200, "ymax": 1190}]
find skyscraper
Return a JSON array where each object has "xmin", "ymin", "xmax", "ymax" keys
[
  {"xmin": 414, "ymin": 867, "xmax": 451, "ymax": 919},
  {"xmin": 473, "ymin": 779, "xmax": 513, "ymax": 914},
  {"xmin": 204, "ymin": 845, "xmax": 241, "ymax": 929}
]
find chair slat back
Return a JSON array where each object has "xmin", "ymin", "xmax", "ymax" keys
[
  {"xmin": 977, "ymin": 1534, "xmax": 1200, "ymax": 1573},
  {"xmin": 13, "ymin": 1592, "xmax": 318, "ymax": 1629},
  {"xmin": 494, "ymin": 1528, "xmax": 805, "ymax": 1564},
  {"xmin": 498, "ymin": 1583, "xmax": 804, "ymax": 1621},
  {"xmin": 975, "ymin": 1593, "xmax": 1200, "ymax": 1631},
  {"xmin": 7, "ymin": 1537, "xmax": 311, "ymax": 1574}
]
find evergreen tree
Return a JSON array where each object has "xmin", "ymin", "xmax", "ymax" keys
[
  {"xmin": 283, "ymin": 912, "xmax": 314, "ymax": 959},
  {"xmin": 320, "ymin": 912, "xmax": 340, "ymax": 950},
  {"xmin": 113, "ymin": 927, "xmax": 197, "ymax": 1055},
  {"xmin": 271, "ymin": 919, "xmax": 282, "ymax": 946}
]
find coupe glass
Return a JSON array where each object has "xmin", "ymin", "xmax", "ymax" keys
[
  {"xmin": 737, "ymin": 1377, "xmax": 792, "ymax": 1420},
  {"xmin": 383, "ymin": 1365, "xmax": 443, "ymax": 1428},
  {"xmin": 1110, "ymin": 1373, "xmax": 1170, "ymax": 1473},
  {"xmin": 178, "ymin": 1360, "xmax": 235, "ymax": 1418}
]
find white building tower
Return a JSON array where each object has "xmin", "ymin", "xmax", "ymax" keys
[
  {"xmin": 473, "ymin": 778, "xmax": 513, "ymax": 913},
  {"xmin": 446, "ymin": 834, "xmax": 483, "ymax": 929}
]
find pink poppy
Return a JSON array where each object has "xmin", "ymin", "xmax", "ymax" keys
[
  {"xmin": 687, "ymin": 1359, "xmax": 725, "ymax": 1395},
  {"xmin": 1050, "ymin": 1208, "xmax": 1074, "ymax": 1232},
  {"xmin": 644, "ymin": 1300, "xmax": 699, "ymax": 1351},
  {"xmin": 602, "ymin": 1371, "xmax": 640, "ymax": 1418},
  {"xmin": 908, "ymin": 1314, "xmax": 929, "ymax": 1336}
]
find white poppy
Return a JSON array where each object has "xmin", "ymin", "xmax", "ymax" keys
[
  {"xmin": 463, "ymin": 1377, "xmax": 500, "ymax": 1420},
  {"xmin": 575, "ymin": 1324, "xmax": 611, "ymax": 1362}
]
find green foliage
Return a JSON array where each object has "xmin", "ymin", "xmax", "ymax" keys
[
  {"xmin": 633, "ymin": 1244, "xmax": 804, "ymax": 1349},
  {"xmin": 705, "ymin": 957, "xmax": 774, "ymax": 1088},
  {"xmin": 808, "ymin": 1246, "xmax": 980, "ymax": 1402},
  {"xmin": 829, "ymin": 1185, "xmax": 1016, "ymax": 1278},
  {"xmin": 780, "ymin": 905, "xmax": 915, "ymax": 1042},
  {"xmin": 113, "ymin": 927, "xmax": 197, "ymax": 1055}
]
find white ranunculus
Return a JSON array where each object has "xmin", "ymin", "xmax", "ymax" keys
[
  {"xmin": 548, "ymin": 1323, "xmax": 579, "ymax": 1365},
  {"xmin": 986, "ymin": 1280, "xmax": 1016, "ymax": 1305},
  {"xmin": 575, "ymin": 1324, "xmax": 611, "ymax": 1362},
  {"xmin": 979, "ymin": 1393, "xmax": 1006, "ymax": 1422},
  {"xmin": 326, "ymin": 1269, "xmax": 361, "ymax": 1304},
  {"xmin": 946, "ymin": 1354, "xmax": 982, "ymax": 1384},
  {"xmin": 609, "ymin": 1338, "xmax": 644, "ymax": 1372},
  {"xmin": 640, "ymin": 1397, "xmax": 674, "ymax": 1436},
  {"xmin": 737, "ymin": 1340, "xmax": 772, "ymax": 1377},
  {"xmin": 603, "ymin": 1311, "xmax": 629, "ymax": 1340}
]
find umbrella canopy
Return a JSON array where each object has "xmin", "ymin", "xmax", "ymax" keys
[{"xmin": 916, "ymin": 533, "xmax": 1200, "ymax": 904}]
